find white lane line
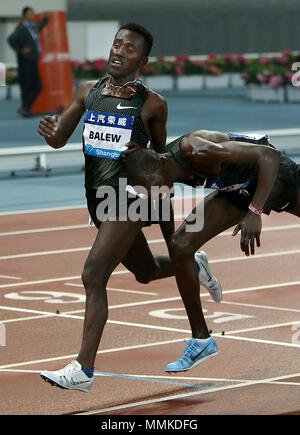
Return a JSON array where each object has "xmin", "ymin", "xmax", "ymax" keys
[
  {"xmin": 2, "ymin": 244, "xmax": 300, "ymax": 263},
  {"xmin": 0, "ymin": 224, "xmax": 89, "ymax": 237},
  {"xmin": 0, "ymin": 246, "xmax": 90, "ymax": 260},
  {"xmin": 1, "ymin": 314, "xmax": 54, "ymax": 324},
  {"xmin": 78, "ymin": 371, "xmax": 300, "ymax": 415},
  {"xmin": 64, "ymin": 282, "xmax": 158, "ymax": 296},
  {"xmin": 0, "ymin": 305, "xmax": 84, "ymax": 321},
  {"xmin": 0, "ymin": 338, "xmax": 186, "ymax": 370},
  {"xmin": 225, "ymin": 320, "xmax": 300, "ymax": 336},
  {"xmin": 0, "ymin": 304, "xmax": 189, "ymax": 334},
  {"xmin": 0, "ymin": 369, "xmax": 250, "ymax": 383},
  {"xmin": 0, "ymin": 297, "xmax": 181, "ymax": 324},
  {"xmin": 0, "ymin": 205, "xmax": 86, "ymax": 216},
  {"xmin": 0, "ymin": 275, "xmax": 81, "ymax": 289},
  {"xmin": 0, "ymin": 275, "xmax": 21, "ymax": 280},
  {"xmin": 0, "ymin": 270, "xmax": 128, "ymax": 289},
  {"xmin": 215, "ymin": 332, "xmax": 300, "ymax": 349},
  {"xmin": 1, "ymin": 368, "xmax": 300, "ymax": 390},
  {"xmin": 1, "ymin": 301, "xmax": 300, "ymax": 353},
  {"xmin": 108, "ymin": 287, "xmax": 159, "ymax": 296},
  {"xmin": 211, "ymin": 249, "xmax": 300, "ymax": 264},
  {"xmin": 64, "ymin": 283, "xmax": 85, "ymax": 288},
  {"xmin": 1, "ymin": 222, "xmax": 300, "ymax": 238},
  {"xmin": 217, "ymin": 300, "xmax": 300, "ymax": 313},
  {"xmin": 1, "ymin": 317, "xmax": 300, "ymax": 371},
  {"xmin": 0, "ymin": 272, "xmax": 299, "ymax": 300},
  {"xmin": 221, "ymin": 280, "xmax": 300, "ymax": 296}
]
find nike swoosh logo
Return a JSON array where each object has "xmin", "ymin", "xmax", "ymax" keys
[
  {"xmin": 70, "ymin": 379, "xmax": 92, "ymax": 385},
  {"xmin": 201, "ymin": 263, "xmax": 212, "ymax": 282},
  {"xmin": 278, "ymin": 202, "xmax": 290, "ymax": 210},
  {"xmin": 117, "ymin": 103, "xmax": 137, "ymax": 110}
]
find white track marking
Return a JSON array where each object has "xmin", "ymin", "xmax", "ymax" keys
[
  {"xmin": 218, "ymin": 300, "xmax": 300, "ymax": 313},
  {"xmin": 0, "ymin": 319, "xmax": 300, "ymax": 372},
  {"xmin": 211, "ymin": 249, "xmax": 300, "ymax": 264},
  {"xmin": 224, "ymin": 320, "xmax": 300, "ymax": 336},
  {"xmin": 0, "ymin": 369, "xmax": 250, "ymax": 383},
  {"xmin": 0, "ymin": 305, "xmax": 84, "ymax": 321},
  {"xmin": 213, "ymin": 332, "xmax": 300, "ymax": 348},
  {"xmin": 0, "ymin": 246, "xmax": 91, "ymax": 260},
  {"xmin": 1, "ymin": 218, "xmax": 300, "ymax": 237},
  {"xmin": 221, "ymin": 280, "xmax": 300, "ymax": 296},
  {"xmin": 64, "ymin": 282, "xmax": 158, "ymax": 296},
  {"xmin": 267, "ymin": 381, "xmax": 300, "ymax": 386},
  {"xmin": 0, "ymin": 275, "xmax": 81, "ymax": 289},
  {"xmin": 2, "ymin": 245, "xmax": 300, "ymax": 263},
  {"xmin": 1, "ymin": 314, "xmax": 55, "ymax": 324},
  {"xmin": 0, "ymin": 205, "xmax": 86, "ymax": 216},
  {"xmin": 0, "ymin": 270, "xmax": 128, "ymax": 289},
  {"xmin": 1, "ymin": 299, "xmax": 299, "ymax": 337},
  {"xmin": 0, "ymin": 338, "xmax": 185, "ymax": 369},
  {"xmin": 1, "ymin": 368, "xmax": 300, "ymax": 388},
  {"xmin": 0, "ymin": 224, "xmax": 89, "ymax": 236},
  {"xmin": 77, "ymin": 371, "xmax": 300, "ymax": 415},
  {"xmin": 0, "ymin": 275, "xmax": 21, "ymax": 280},
  {"xmin": 1, "ymin": 301, "xmax": 300, "ymax": 354}
]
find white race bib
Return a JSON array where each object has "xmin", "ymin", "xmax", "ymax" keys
[{"xmin": 83, "ymin": 110, "xmax": 134, "ymax": 160}]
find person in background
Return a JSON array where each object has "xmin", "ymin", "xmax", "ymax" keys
[{"xmin": 7, "ymin": 6, "xmax": 49, "ymax": 117}]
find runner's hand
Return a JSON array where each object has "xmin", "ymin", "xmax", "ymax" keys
[
  {"xmin": 37, "ymin": 115, "xmax": 58, "ymax": 138},
  {"xmin": 232, "ymin": 212, "xmax": 262, "ymax": 256},
  {"xmin": 122, "ymin": 141, "xmax": 139, "ymax": 159}
]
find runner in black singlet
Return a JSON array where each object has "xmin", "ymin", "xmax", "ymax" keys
[
  {"xmin": 37, "ymin": 24, "xmax": 220, "ymax": 390},
  {"xmin": 83, "ymin": 75, "xmax": 156, "ymax": 226},
  {"xmin": 124, "ymin": 129, "xmax": 298, "ymax": 372}
]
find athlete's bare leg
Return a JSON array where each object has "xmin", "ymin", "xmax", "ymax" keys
[
  {"xmin": 77, "ymin": 219, "xmax": 145, "ymax": 369},
  {"xmin": 168, "ymin": 191, "xmax": 247, "ymax": 338},
  {"xmin": 121, "ymin": 230, "xmax": 174, "ymax": 284},
  {"xmin": 77, "ymin": 217, "xmax": 177, "ymax": 369}
]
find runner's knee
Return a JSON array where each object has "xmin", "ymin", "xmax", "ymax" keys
[
  {"xmin": 169, "ymin": 234, "xmax": 193, "ymax": 262},
  {"xmin": 135, "ymin": 273, "xmax": 151, "ymax": 284},
  {"xmin": 134, "ymin": 265, "xmax": 157, "ymax": 284},
  {"xmin": 81, "ymin": 259, "xmax": 110, "ymax": 292}
]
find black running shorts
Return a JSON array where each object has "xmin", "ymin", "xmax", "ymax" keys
[
  {"xmin": 85, "ymin": 187, "xmax": 165, "ymax": 228},
  {"xmin": 218, "ymin": 153, "xmax": 300, "ymax": 215}
]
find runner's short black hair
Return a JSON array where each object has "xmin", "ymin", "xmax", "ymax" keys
[
  {"xmin": 118, "ymin": 23, "xmax": 154, "ymax": 56},
  {"xmin": 22, "ymin": 6, "xmax": 33, "ymax": 16},
  {"xmin": 126, "ymin": 148, "xmax": 159, "ymax": 184}
]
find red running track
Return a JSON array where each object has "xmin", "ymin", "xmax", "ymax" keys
[{"xmin": 0, "ymin": 205, "xmax": 300, "ymax": 415}]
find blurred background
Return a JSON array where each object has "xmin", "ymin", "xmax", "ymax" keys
[
  {"xmin": 0, "ymin": 0, "xmax": 300, "ymax": 213},
  {"xmin": 2, "ymin": 0, "xmax": 300, "ymax": 61}
]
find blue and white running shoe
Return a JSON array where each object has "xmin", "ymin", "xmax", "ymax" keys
[{"xmin": 165, "ymin": 337, "xmax": 219, "ymax": 373}]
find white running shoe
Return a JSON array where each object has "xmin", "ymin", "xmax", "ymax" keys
[
  {"xmin": 40, "ymin": 360, "xmax": 94, "ymax": 392},
  {"xmin": 195, "ymin": 251, "xmax": 222, "ymax": 302}
]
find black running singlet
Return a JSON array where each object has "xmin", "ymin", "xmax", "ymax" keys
[
  {"xmin": 167, "ymin": 135, "xmax": 264, "ymax": 192},
  {"xmin": 83, "ymin": 76, "xmax": 150, "ymax": 189}
]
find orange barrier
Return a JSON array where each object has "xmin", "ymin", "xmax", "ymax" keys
[{"xmin": 31, "ymin": 10, "xmax": 73, "ymax": 114}]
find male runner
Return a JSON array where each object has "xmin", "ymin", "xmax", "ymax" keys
[
  {"xmin": 38, "ymin": 24, "xmax": 220, "ymax": 392},
  {"xmin": 125, "ymin": 129, "xmax": 286, "ymax": 372}
]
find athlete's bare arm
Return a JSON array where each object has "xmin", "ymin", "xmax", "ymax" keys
[
  {"xmin": 141, "ymin": 91, "xmax": 168, "ymax": 153},
  {"xmin": 142, "ymin": 91, "xmax": 173, "ymax": 238},
  {"xmin": 182, "ymin": 131, "xmax": 280, "ymax": 210},
  {"xmin": 181, "ymin": 130, "xmax": 281, "ymax": 255},
  {"xmin": 37, "ymin": 81, "xmax": 96, "ymax": 148}
]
